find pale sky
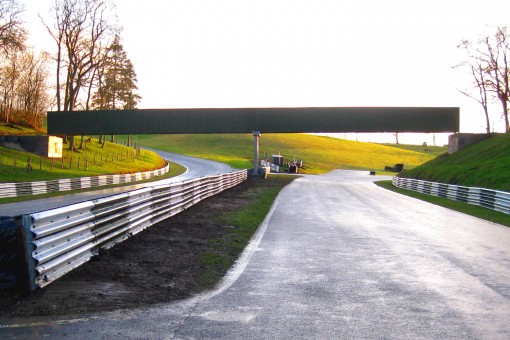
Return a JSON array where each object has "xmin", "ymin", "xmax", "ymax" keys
[{"xmin": 22, "ymin": 0, "xmax": 510, "ymax": 144}]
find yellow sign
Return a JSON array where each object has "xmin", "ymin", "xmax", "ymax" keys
[{"xmin": 48, "ymin": 136, "xmax": 63, "ymax": 158}]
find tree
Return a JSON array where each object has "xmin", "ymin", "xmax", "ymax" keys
[
  {"xmin": 480, "ymin": 27, "xmax": 510, "ymax": 133},
  {"xmin": 15, "ymin": 51, "xmax": 50, "ymax": 127},
  {"xmin": 0, "ymin": 0, "xmax": 26, "ymax": 124},
  {"xmin": 458, "ymin": 27, "xmax": 510, "ymax": 133},
  {"xmin": 0, "ymin": 1, "xmax": 50, "ymax": 128},
  {"xmin": 92, "ymin": 35, "xmax": 141, "ymax": 146},
  {"xmin": 0, "ymin": 49, "xmax": 19, "ymax": 123},
  {"xmin": 92, "ymin": 35, "xmax": 140, "ymax": 111},
  {"xmin": 0, "ymin": 0, "xmax": 26, "ymax": 55},
  {"xmin": 0, "ymin": 49, "xmax": 50, "ymax": 127},
  {"xmin": 483, "ymin": 27, "xmax": 510, "ymax": 132},
  {"xmin": 42, "ymin": 0, "xmax": 118, "ymax": 150},
  {"xmin": 455, "ymin": 40, "xmax": 492, "ymax": 134}
]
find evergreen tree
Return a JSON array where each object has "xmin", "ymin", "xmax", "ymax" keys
[
  {"xmin": 92, "ymin": 35, "xmax": 141, "ymax": 110},
  {"xmin": 92, "ymin": 35, "xmax": 141, "ymax": 146}
]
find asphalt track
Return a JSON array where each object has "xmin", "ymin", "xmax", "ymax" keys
[
  {"xmin": 1, "ymin": 170, "xmax": 510, "ymax": 339},
  {"xmin": 0, "ymin": 150, "xmax": 234, "ymax": 216}
]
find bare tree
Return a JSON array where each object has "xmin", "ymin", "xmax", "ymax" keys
[
  {"xmin": 0, "ymin": 49, "xmax": 18, "ymax": 123},
  {"xmin": 0, "ymin": 49, "xmax": 50, "ymax": 127},
  {"xmin": 457, "ymin": 27, "xmax": 510, "ymax": 133},
  {"xmin": 482, "ymin": 27, "xmax": 510, "ymax": 132},
  {"xmin": 42, "ymin": 0, "xmax": 118, "ymax": 150},
  {"xmin": 455, "ymin": 40, "xmax": 491, "ymax": 134},
  {"xmin": 0, "ymin": 0, "xmax": 26, "ymax": 55},
  {"xmin": 16, "ymin": 51, "xmax": 51, "ymax": 128},
  {"xmin": 0, "ymin": 0, "xmax": 26, "ymax": 124}
]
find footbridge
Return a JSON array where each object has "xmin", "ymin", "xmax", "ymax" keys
[{"xmin": 48, "ymin": 106, "xmax": 460, "ymax": 172}]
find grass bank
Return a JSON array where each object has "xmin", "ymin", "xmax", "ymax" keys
[
  {"xmin": 375, "ymin": 180, "xmax": 510, "ymax": 227},
  {"xmin": 380, "ymin": 143, "xmax": 448, "ymax": 157},
  {"xmin": 138, "ymin": 134, "xmax": 435, "ymax": 174},
  {"xmin": 398, "ymin": 133, "xmax": 510, "ymax": 192},
  {"xmin": 0, "ymin": 122, "xmax": 45, "ymax": 135},
  {"xmin": 0, "ymin": 136, "xmax": 166, "ymax": 182}
]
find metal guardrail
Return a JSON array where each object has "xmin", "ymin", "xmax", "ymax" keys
[
  {"xmin": 0, "ymin": 162, "xmax": 170, "ymax": 199},
  {"xmin": 21, "ymin": 169, "xmax": 248, "ymax": 290},
  {"xmin": 392, "ymin": 177, "xmax": 510, "ymax": 215}
]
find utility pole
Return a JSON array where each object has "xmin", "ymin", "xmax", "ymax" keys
[{"xmin": 253, "ymin": 130, "xmax": 261, "ymax": 175}]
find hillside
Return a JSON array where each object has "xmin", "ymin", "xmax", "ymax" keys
[
  {"xmin": 0, "ymin": 122, "xmax": 45, "ymax": 135},
  {"xmin": 137, "ymin": 133, "xmax": 435, "ymax": 174},
  {"xmin": 380, "ymin": 143, "xmax": 448, "ymax": 157},
  {"xmin": 0, "ymin": 123, "xmax": 166, "ymax": 182},
  {"xmin": 398, "ymin": 133, "xmax": 510, "ymax": 192}
]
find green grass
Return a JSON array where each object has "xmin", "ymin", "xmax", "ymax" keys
[
  {"xmin": 198, "ymin": 175, "xmax": 297, "ymax": 288},
  {"xmin": 398, "ymin": 133, "xmax": 510, "ymax": 192},
  {"xmin": 0, "ymin": 122, "xmax": 45, "ymax": 135},
  {"xmin": 380, "ymin": 143, "xmax": 448, "ymax": 157},
  {"xmin": 138, "ymin": 134, "xmax": 435, "ymax": 174},
  {"xmin": 375, "ymin": 180, "xmax": 510, "ymax": 227},
  {"xmin": 0, "ymin": 136, "xmax": 166, "ymax": 182},
  {"xmin": 0, "ymin": 160, "xmax": 187, "ymax": 204},
  {"xmin": 0, "ymin": 123, "xmax": 168, "ymax": 183}
]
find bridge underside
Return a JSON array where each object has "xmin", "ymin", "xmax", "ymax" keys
[{"xmin": 47, "ymin": 107, "xmax": 459, "ymax": 135}]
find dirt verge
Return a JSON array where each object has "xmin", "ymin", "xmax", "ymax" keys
[{"xmin": 0, "ymin": 176, "xmax": 294, "ymax": 317}]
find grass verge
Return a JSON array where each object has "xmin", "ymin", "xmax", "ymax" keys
[
  {"xmin": 0, "ymin": 160, "xmax": 186, "ymax": 204},
  {"xmin": 375, "ymin": 180, "xmax": 510, "ymax": 228},
  {"xmin": 380, "ymin": 143, "xmax": 448, "ymax": 157},
  {"xmin": 398, "ymin": 134, "xmax": 510, "ymax": 192},
  {"xmin": 198, "ymin": 175, "xmax": 297, "ymax": 288},
  {"xmin": 0, "ymin": 136, "xmax": 166, "ymax": 182},
  {"xmin": 0, "ymin": 122, "xmax": 45, "ymax": 135}
]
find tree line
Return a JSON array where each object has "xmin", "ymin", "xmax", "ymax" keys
[
  {"xmin": 456, "ymin": 26, "xmax": 510, "ymax": 134},
  {"xmin": 0, "ymin": 0, "xmax": 140, "ymax": 148},
  {"xmin": 0, "ymin": 0, "xmax": 47, "ymax": 128}
]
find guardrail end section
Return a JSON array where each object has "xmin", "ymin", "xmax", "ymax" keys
[{"xmin": 21, "ymin": 215, "xmax": 37, "ymax": 292}]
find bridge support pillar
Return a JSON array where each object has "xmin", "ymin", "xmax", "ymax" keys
[{"xmin": 253, "ymin": 131, "xmax": 261, "ymax": 174}]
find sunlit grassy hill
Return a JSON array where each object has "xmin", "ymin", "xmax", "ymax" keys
[
  {"xmin": 0, "ymin": 123, "xmax": 166, "ymax": 182},
  {"xmin": 398, "ymin": 133, "xmax": 510, "ymax": 192},
  {"xmin": 0, "ymin": 122, "xmax": 45, "ymax": 135},
  {"xmin": 137, "ymin": 133, "xmax": 435, "ymax": 174},
  {"xmin": 380, "ymin": 143, "xmax": 448, "ymax": 157}
]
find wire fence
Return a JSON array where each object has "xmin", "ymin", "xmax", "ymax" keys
[{"xmin": 0, "ymin": 147, "xmax": 142, "ymax": 173}]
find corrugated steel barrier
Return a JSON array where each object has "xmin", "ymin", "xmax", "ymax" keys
[
  {"xmin": 392, "ymin": 177, "xmax": 510, "ymax": 215},
  {"xmin": 47, "ymin": 107, "xmax": 460, "ymax": 135},
  {"xmin": 21, "ymin": 169, "xmax": 248, "ymax": 290},
  {"xmin": 0, "ymin": 162, "xmax": 170, "ymax": 199}
]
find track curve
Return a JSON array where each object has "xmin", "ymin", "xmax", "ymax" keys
[{"xmin": 0, "ymin": 150, "xmax": 234, "ymax": 216}]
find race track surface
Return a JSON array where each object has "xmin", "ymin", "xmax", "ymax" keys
[
  {"xmin": 0, "ymin": 150, "xmax": 233, "ymax": 216},
  {"xmin": 1, "ymin": 170, "xmax": 509, "ymax": 339}
]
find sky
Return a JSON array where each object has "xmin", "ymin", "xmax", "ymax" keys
[{"xmin": 22, "ymin": 0, "xmax": 510, "ymax": 145}]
